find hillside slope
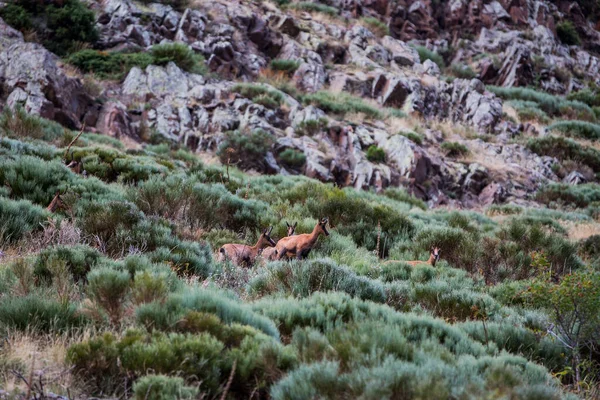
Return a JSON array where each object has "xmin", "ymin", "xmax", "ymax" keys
[{"xmin": 0, "ymin": 0, "xmax": 600, "ymax": 398}]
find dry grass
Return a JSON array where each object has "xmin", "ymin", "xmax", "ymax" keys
[
  {"xmin": 1, "ymin": 329, "xmax": 96, "ymax": 397},
  {"xmin": 563, "ymin": 221, "xmax": 600, "ymax": 241}
]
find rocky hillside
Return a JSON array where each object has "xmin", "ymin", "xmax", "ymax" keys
[{"xmin": 1, "ymin": 0, "xmax": 599, "ymax": 209}]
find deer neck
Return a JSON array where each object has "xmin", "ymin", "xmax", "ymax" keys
[
  {"xmin": 428, "ymin": 254, "xmax": 437, "ymax": 267},
  {"xmin": 307, "ymin": 226, "xmax": 322, "ymax": 247},
  {"xmin": 47, "ymin": 197, "xmax": 59, "ymax": 212}
]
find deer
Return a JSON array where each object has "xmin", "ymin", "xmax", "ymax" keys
[
  {"xmin": 261, "ymin": 221, "xmax": 297, "ymax": 261},
  {"xmin": 276, "ymin": 218, "xmax": 330, "ymax": 260},
  {"xmin": 46, "ymin": 191, "xmax": 67, "ymax": 213},
  {"xmin": 218, "ymin": 227, "xmax": 276, "ymax": 267},
  {"xmin": 66, "ymin": 160, "xmax": 82, "ymax": 174},
  {"xmin": 386, "ymin": 247, "xmax": 440, "ymax": 267}
]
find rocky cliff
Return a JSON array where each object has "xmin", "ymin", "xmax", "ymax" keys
[{"xmin": 1, "ymin": 0, "xmax": 599, "ymax": 208}]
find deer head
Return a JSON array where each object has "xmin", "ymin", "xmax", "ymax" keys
[
  {"xmin": 317, "ymin": 217, "xmax": 330, "ymax": 236},
  {"xmin": 257, "ymin": 226, "xmax": 276, "ymax": 248},
  {"xmin": 431, "ymin": 247, "xmax": 440, "ymax": 262},
  {"xmin": 286, "ymin": 221, "xmax": 297, "ymax": 236},
  {"xmin": 47, "ymin": 190, "xmax": 67, "ymax": 213}
]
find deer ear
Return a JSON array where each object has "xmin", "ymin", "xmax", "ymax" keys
[
  {"xmin": 268, "ymin": 226, "xmax": 273, "ymax": 235},
  {"xmin": 286, "ymin": 222, "xmax": 290, "ymax": 228},
  {"xmin": 294, "ymin": 222, "xmax": 297, "ymax": 228}
]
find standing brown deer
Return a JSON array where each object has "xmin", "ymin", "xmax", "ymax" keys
[
  {"xmin": 261, "ymin": 221, "xmax": 297, "ymax": 261},
  {"xmin": 218, "ymin": 227, "xmax": 276, "ymax": 267},
  {"xmin": 276, "ymin": 218, "xmax": 330, "ymax": 260},
  {"xmin": 46, "ymin": 191, "xmax": 67, "ymax": 213}
]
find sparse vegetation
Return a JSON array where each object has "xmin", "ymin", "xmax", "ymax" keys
[
  {"xmin": 414, "ymin": 46, "xmax": 445, "ymax": 69},
  {"xmin": 548, "ymin": 120, "xmax": 600, "ymax": 140},
  {"xmin": 360, "ymin": 17, "xmax": 389, "ymax": 37},
  {"xmin": 441, "ymin": 142, "xmax": 469, "ymax": 157},
  {"xmin": 270, "ymin": 59, "xmax": 301, "ymax": 74},
  {"xmin": 278, "ymin": 148, "xmax": 306, "ymax": 169},
  {"xmin": 290, "ymin": 2, "xmax": 339, "ymax": 16},
  {"xmin": 217, "ymin": 129, "xmax": 274, "ymax": 172},
  {"xmin": 556, "ymin": 21, "xmax": 581, "ymax": 45},
  {"xmin": 365, "ymin": 145, "xmax": 386, "ymax": 163},
  {"xmin": 449, "ymin": 63, "xmax": 476, "ymax": 79},
  {"xmin": 302, "ymin": 91, "xmax": 382, "ymax": 119}
]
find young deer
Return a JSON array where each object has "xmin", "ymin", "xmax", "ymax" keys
[
  {"xmin": 261, "ymin": 221, "xmax": 297, "ymax": 261},
  {"xmin": 276, "ymin": 218, "xmax": 329, "ymax": 260},
  {"xmin": 46, "ymin": 191, "xmax": 67, "ymax": 213},
  {"xmin": 218, "ymin": 227, "xmax": 276, "ymax": 267},
  {"xmin": 66, "ymin": 160, "xmax": 82, "ymax": 174},
  {"xmin": 406, "ymin": 247, "xmax": 440, "ymax": 267}
]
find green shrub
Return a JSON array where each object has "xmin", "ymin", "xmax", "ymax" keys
[
  {"xmin": 0, "ymin": 4, "xmax": 32, "ymax": 31},
  {"xmin": 382, "ymin": 188, "xmax": 427, "ymax": 210},
  {"xmin": 0, "ymin": 294, "xmax": 86, "ymax": 333},
  {"xmin": 217, "ymin": 129, "xmax": 274, "ymax": 172},
  {"xmin": 366, "ymin": 145, "xmax": 386, "ymax": 163},
  {"xmin": 278, "ymin": 148, "xmax": 306, "ymax": 169},
  {"xmin": 360, "ymin": 17, "xmax": 389, "ymax": 37},
  {"xmin": 249, "ymin": 259, "xmax": 387, "ymax": 303},
  {"xmin": 295, "ymin": 118, "xmax": 329, "ymax": 136},
  {"xmin": 0, "ymin": 197, "xmax": 49, "ymax": 244},
  {"xmin": 556, "ymin": 21, "xmax": 581, "ymax": 45},
  {"xmin": 270, "ymin": 59, "xmax": 301, "ymax": 74},
  {"xmin": 302, "ymin": 91, "xmax": 382, "ymax": 119},
  {"xmin": 536, "ymin": 183, "xmax": 600, "ymax": 208},
  {"xmin": 507, "ymin": 100, "xmax": 550, "ymax": 123},
  {"xmin": 398, "ymin": 131, "xmax": 423, "ymax": 145},
  {"xmin": 34, "ymin": 245, "xmax": 103, "ymax": 283},
  {"xmin": 548, "ymin": 120, "xmax": 600, "ymax": 140},
  {"xmin": 567, "ymin": 88, "xmax": 600, "ymax": 107},
  {"xmin": 137, "ymin": 287, "xmax": 279, "ymax": 338},
  {"xmin": 441, "ymin": 142, "xmax": 469, "ymax": 157},
  {"xmin": 133, "ymin": 375, "xmax": 199, "ymax": 400},
  {"xmin": 414, "ymin": 46, "xmax": 445, "ymax": 69},
  {"xmin": 488, "ymin": 86, "xmax": 594, "ymax": 119},
  {"xmin": 44, "ymin": 0, "xmax": 98, "ymax": 55},
  {"xmin": 579, "ymin": 234, "xmax": 600, "ymax": 263},
  {"xmin": 87, "ymin": 267, "xmax": 131, "ymax": 325},
  {"xmin": 67, "ymin": 50, "xmax": 154, "ymax": 80},
  {"xmin": 449, "ymin": 63, "xmax": 476, "ymax": 79},
  {"xmin": 150, "ymin": 43, "xmax": 206, "ymax": 74},
  {"xmin": 232, "ymin": 84, "xmax": 284, "ymax": 108},
  {"xmin": 527, "ymin": 136, "xmax": 600, "ymax": 173},
  {"xmin": 290, "ymin": 2, "xmax": 338, "ymax": 15}
]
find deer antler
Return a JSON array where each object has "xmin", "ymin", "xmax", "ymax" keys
[{"xmin": 63, "ymin": 124, "xmax": 85, "ymax": 162}]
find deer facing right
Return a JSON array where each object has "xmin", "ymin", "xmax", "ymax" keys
[
  {"xmin": 405, "ymin": 247, "xmax": 440, "ymax": 267},
  {"xmin": 262, "ymin": 221, "xmax": 297, "ymax": 261},
  {"xmin": 276, "ymin": 218, "xmax": 329, "ymax": 260}
]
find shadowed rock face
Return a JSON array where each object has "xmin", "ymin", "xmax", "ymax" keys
[{"xmin": 0, "ymin": 0, "xmax": 597, "ymax": 208}]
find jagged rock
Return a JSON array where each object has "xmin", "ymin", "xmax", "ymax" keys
[
  {"xmin": 422, "ymin": 59, "xmax": 441, "ymax": 76},
  {"xmin": 496, "ymin": 43, "xmax": 533, "ymax": 87},
  {"xmin": 380, "ymin": 76, "xmax": 410, "ymax": 107},
  {"xmin": 293, "ymin": 62, "xmax": 326, "ymax": 92},
  {"xmin": 451, "ymin": 79, "xmax": 503, "ymax": 132},
  {"xmin": 0, "ymin": 42, "xmax": 94, "ymax": 129},
  {"xmin": 96, "ymin": 101, "xmax": 138, "ymax": 139},
  {"xmin": 247, "ymin": 15, "xmax": 283, "ymax": 58},
  {"xmin": 462, "ymin": 163, "xmax": 490, "ymax": 194},
  {"xmin": 291, "ymin": 105, "xmax": 327, "ymax": 127},
  {"xmin": 329, "ymin": 71, "xmax": 373, "ymax": 98},
  {"xmin": 0, "ymin": 17, "xmax": 23, "ymax": 50},
  {"xmin": 482, "ymin": 1, "xmax": 510, "ymax": 24},
  {"xmin": 381, "ymin": 36, "xmax": 420, "ymax": 66},
  {"xmin": 563, "ymin": 171, "xmax": 587, "ymax": 185},
  {"xmin": 211, "ymin": 107, "xmax": 240, "ymax": 131},
  {"xmin": 272, "ymin": 15, "xmax": 300, "ymax": 37}
]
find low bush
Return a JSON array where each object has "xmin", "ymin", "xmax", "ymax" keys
[
  {"xmin": 536, "ymin": 183, "xmax": 600, "ymax": 208},
  {"xmin": 270, "ymin": 59, "xmax": 301, "ymax": 74},
  {"xmin": 295, "ymin": 118, "xmax": 329, "ymax": 136},
  {"xmin": 132, "ymin": 375, "xmax": 199, "ymax": 400},
  {"xmin": 548, "ymin": 120, "xmax": 600, "ymax": 140},
  {"xmin": 0, "ymin": 4, "xmax": 32, "ymax": 31},
  {"xmin": 232, "ymin": 84, "xmax": 284, "ymax": 109},
  {"xmin": 217, "ymin": 129, "xmax": 274, "ymax": 172},
  {"xmin": 67, "ymin": 50, "xmax": 154, "ymax": 80},
  {"xmin": 449, "ymin": 63, "xmax": 476, "ymax": 79},
  {"xmin": 366, "ymin": 145, "xmax": 386, "ymax": 163},
  {"xmin": 249, "ymin": 259, "xmax": 387, "ymax": 303},
  {"xmin": 0, "ymin": 293, "xmax": 86, "ymax": 333},
  {"xmin": 441, "ymin": 142, "xmax": 469, "ymax": 157},
  {"xmin": 579, "ymin": 234, "xmax": 600, "ymax": 262},
  {"xmin": 150, "ymin": 43, "xmax": 206, "ymax": 74},
  {"xmin": 398, "ymin": 131, "xmax": 423, "ymax": 145},
  {"xmin": 278, "ymin": 148, "xmax": 306, "ymax": 169},
  {"xmin": 302, "ymin": 91, "xmax": 382, "ymax": 119},
  {"xmin": 87, "ymin": 267, "xmax": 131, "ymax": 325},
  {"xmin": 360, "ymin": 17, "xmax": 389, "ymax": 37},
  {"xmin": 527, "ymin": 136, "xmax": 600, "ymax": 172},
  {"xmin": 0, "ymin": 106, "xmax": 65, "ymax": 141},
  {"xmin": 556, "ymin": 21, "xmax": 581, "ymax": 45},
  {"xmin": 290, "ymin": 2, "xmax": 338, "ymax": 15},
  {"xmin": 34, "ymin": 245, "xmax": 103, "ymax": 283},
  {"xmin": 414, "ymin": 46, "xmax": 445, "ymax": 69},
  {"xmin": 0, "ymin": 197, "xmax": 49, "ymax": 244}
]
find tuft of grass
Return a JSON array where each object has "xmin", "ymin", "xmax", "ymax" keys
[
  {"xmin": 290, "ymin": 2, "xmax": 338, "ymax": 15},
  {"xmin": 547, "ymin": 120, "xmax": 600, "ymax": 141},
  {"xmin": 295, "ymin": 118, "xmax": 329, "ymax": 136},
  {"xmin": 556, "ymin": 21, "xmax": 581, "ymax": 45},
  {"xmin": 398, "ymin": 131, "xmax": 423, "ymax": 146},
  {"xmin": 232, "ymin": 83, "xmax": 284, "ymax": 109},
  {"xmin": 360, "ymin": 17, "xmax": 389, "ymax": 37},
  {"xmin": 279, "ymin": 148, "xmax": 306, "ymax": 169},
  {"xmin": 414, "ymin": 46, "xmax": 445, "ymax": 69},
  {"xmin": 365, "ymin": 145, "xmax": 386, "ymax": 163},
  {"xmin": 302, "ymin": 91, "xmax": 382, "ymax": 119},
  {"xmin": 448, "ymin": 63, "xmax": 476, "ymax": 79},
  {"xmin": 441, "ymin": 142, "xmax": 469, "ymax": 158},
  {"xmin": 270, "ymin": 59, "xmax": 301, "ymax": 74}
]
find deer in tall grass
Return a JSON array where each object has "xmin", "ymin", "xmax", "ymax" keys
[
  {"xmin": 386, "ymin": 247, "xmax": 440, "ymax": 267},
  {"xmin": 218, "ymin": 227, "xmax": 276, "ymax": 267},
  {"xmin": 46, "ymin": 191, "xmax": 67, "ymax": 213},
  {"xmin": 276, "ymin": 218, "xmax": 329, "ymax": 260},
  {"xmin": 261, "ymin": 221, "xmax": 297, "ymax": 261}
]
